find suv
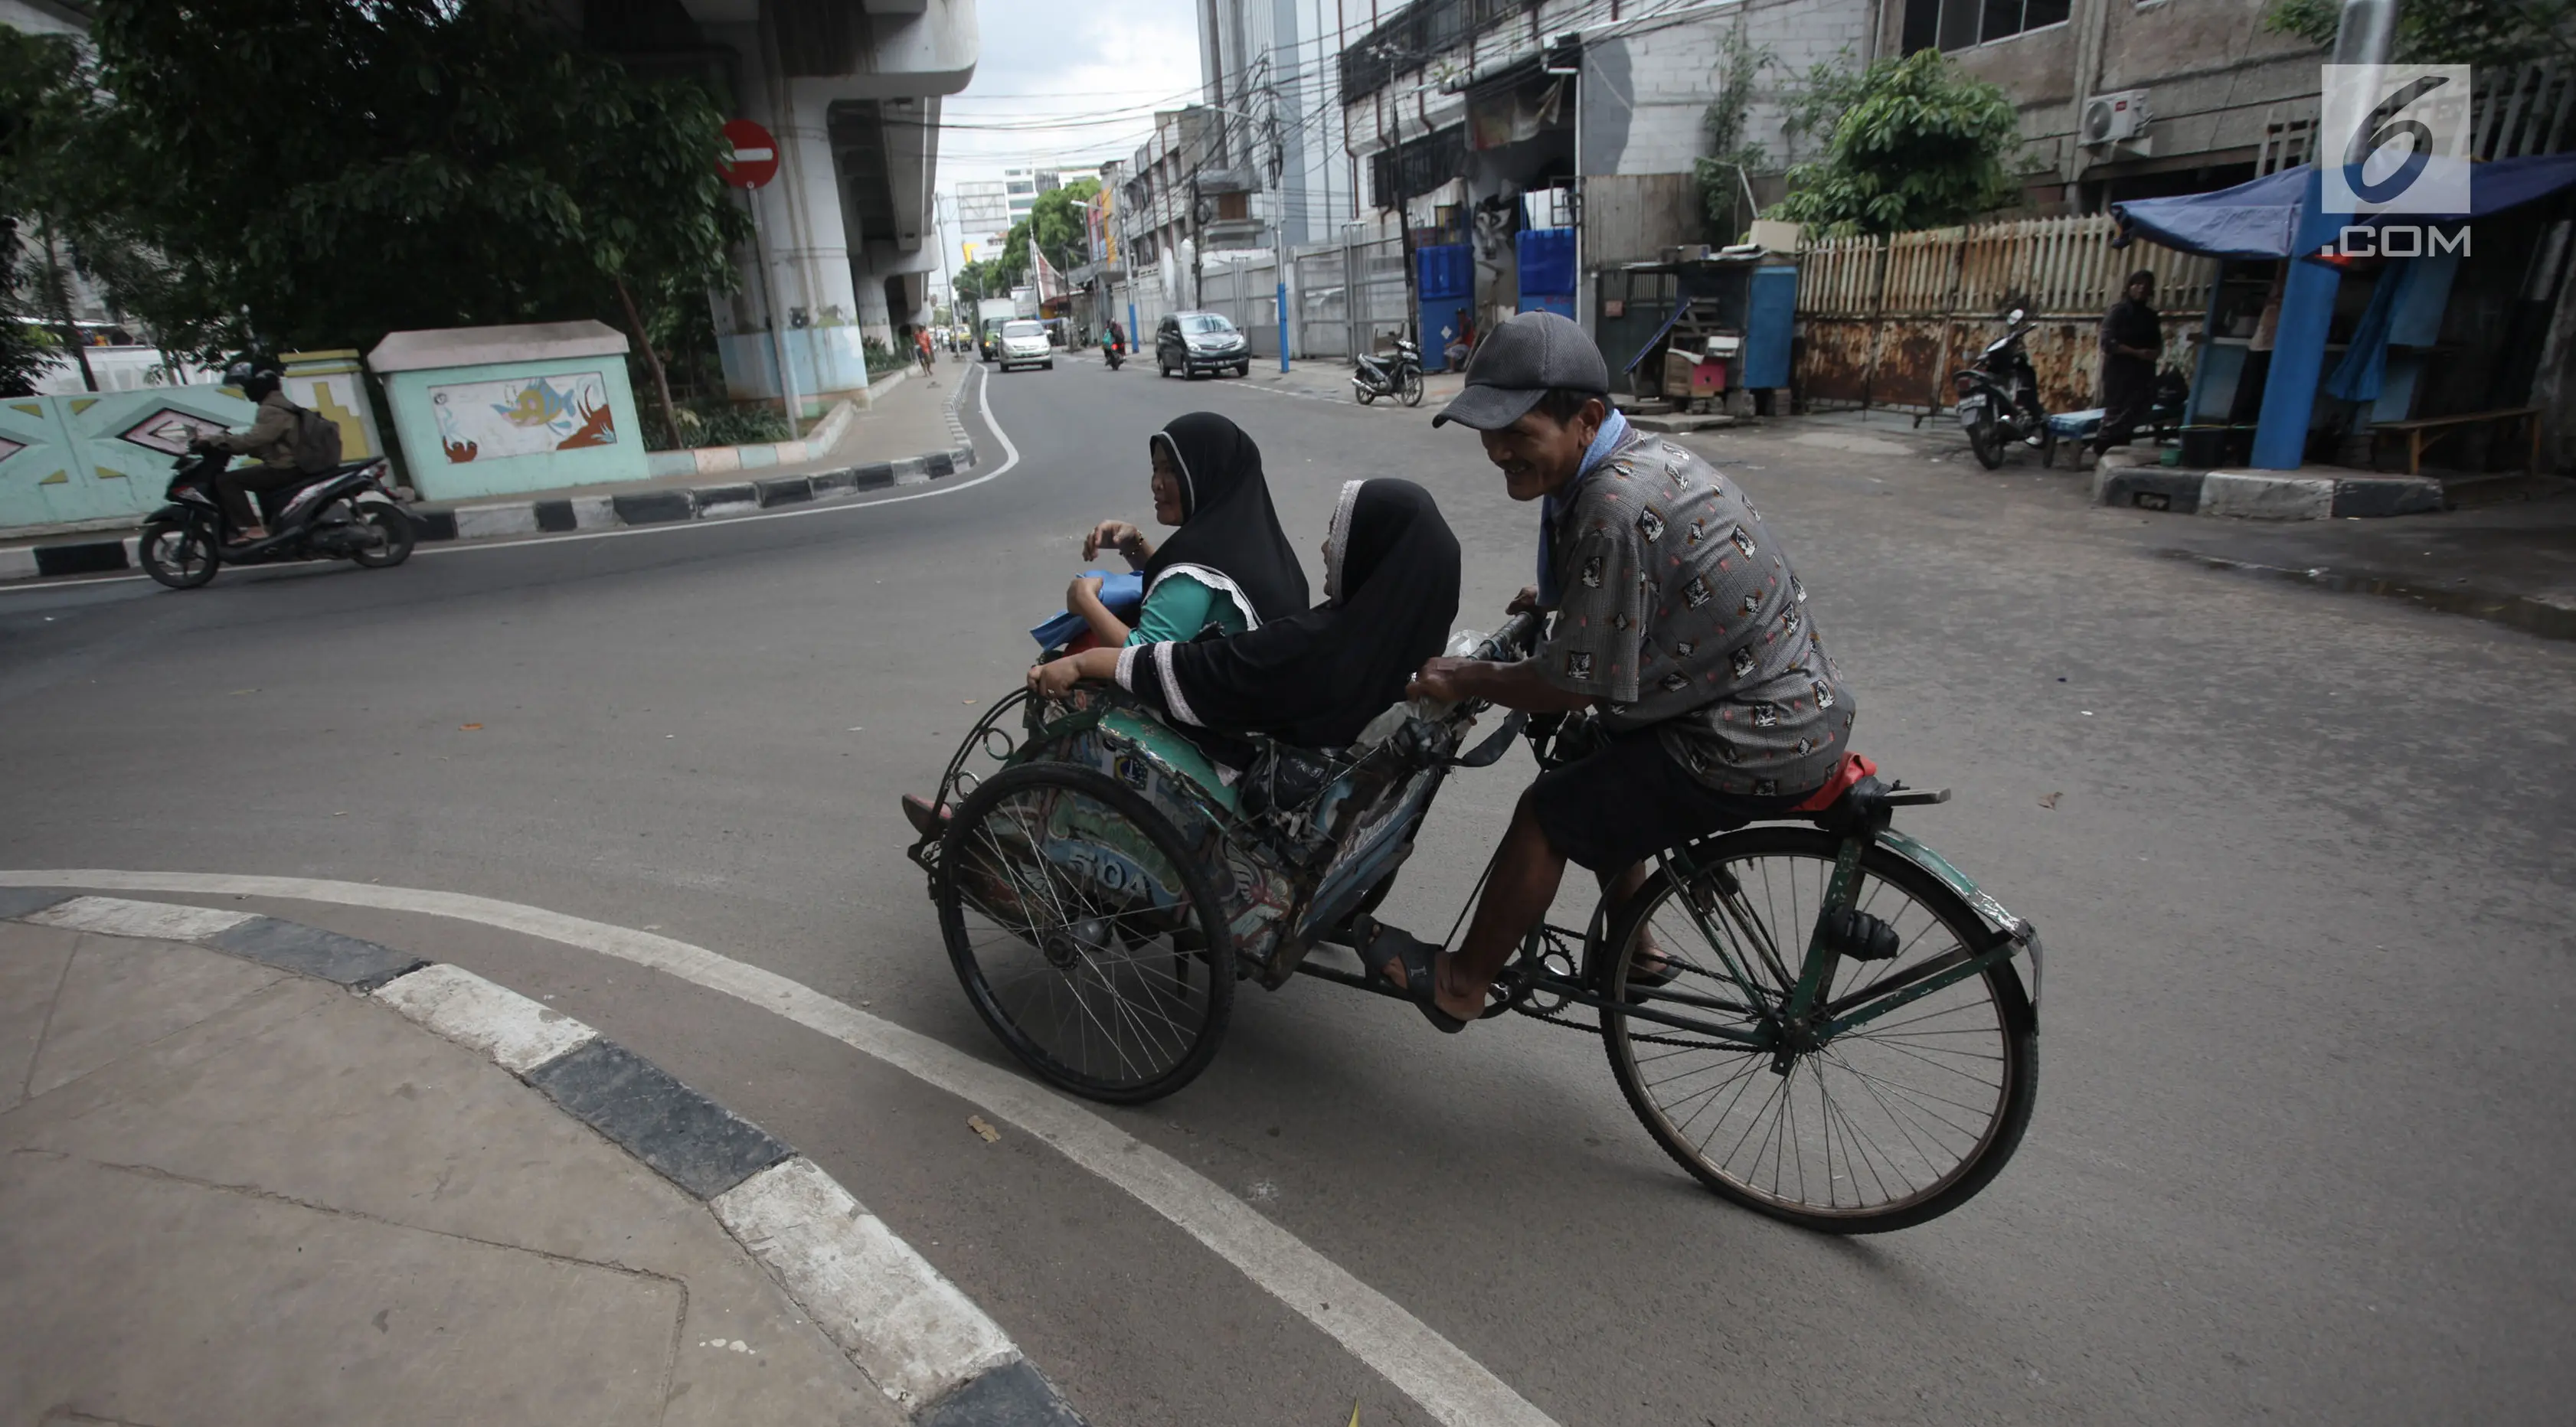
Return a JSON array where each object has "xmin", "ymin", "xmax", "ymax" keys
[
  {"xmin": 1156, "ymin": 312, "xmax": 1250, "ymax": 380},
  {"xmin": 997, "ymin": 319, "xmax": 1054, "ymax": 372}
]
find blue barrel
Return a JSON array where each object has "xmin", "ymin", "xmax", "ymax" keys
[{"xmin": 1416, "ymin": 244, "xmax": 1473, "ymax": 371}]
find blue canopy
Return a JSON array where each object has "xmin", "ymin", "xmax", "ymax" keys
[{"xmin": 2111, "ymin": 153, "xmax": 2576, "ymax": 259}]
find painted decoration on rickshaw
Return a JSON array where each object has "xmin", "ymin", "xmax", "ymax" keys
[{"xmin": 427, "ymin": 371, "xmax": 617, "ymax": 463}]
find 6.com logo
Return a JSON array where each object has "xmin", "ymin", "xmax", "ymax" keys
[{"xmin": 2319, "ymin": 64, "xmax": 2473, "ymax": 215}]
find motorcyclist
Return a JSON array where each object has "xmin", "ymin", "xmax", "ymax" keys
[
  {"xmin": 191, "ymin": 359, "xmax": 301, "ymax": 544},
  {"xmin": 1100, "ymin": 326, "xmax": 1122, "ymax": 367}
]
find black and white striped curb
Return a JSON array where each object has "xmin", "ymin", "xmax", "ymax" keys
[
  {"xmin": 0, "ymin": 887, "xmax": 1084, "ymax": 1427},
  {"xmin": 2093, "ymin": 462, "xmax": 2444, "ymax": 519}
]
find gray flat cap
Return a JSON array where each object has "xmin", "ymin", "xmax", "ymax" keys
[{"xmin": 1431, "ymin": 310, "xmax": 1610, "ymax": 430}]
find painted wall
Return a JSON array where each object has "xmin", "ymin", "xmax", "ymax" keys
[
  {"xmin": 0, "ymin": 384, "xmax": 256, "ymax": 531},
  {"xmin": 379, "ymin": 356, "xmax": 647, "ymax": 501}
]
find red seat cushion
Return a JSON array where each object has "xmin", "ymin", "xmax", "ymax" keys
[{"xmin": 1790, "ymin": 753, "xmax": 1878, "ymax": 814}]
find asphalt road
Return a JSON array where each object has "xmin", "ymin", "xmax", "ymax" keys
[{"xmin": 5, "ymin": 353, "xmax": 2573, "ymax": 1425}]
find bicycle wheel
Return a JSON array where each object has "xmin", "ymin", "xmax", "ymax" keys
[
  {"xmin": 1599, "ymin": 826, "xmax": 2035, "ymax": 1233},
  {"xmin": 938, "ymin": 762, "xmax": 1234, "ymax": 1103}
]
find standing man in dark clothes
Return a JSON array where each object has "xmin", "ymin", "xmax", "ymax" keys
[{"xmin": 2094, "ymin": 269, "xmax": 2162, "ymax": 457}]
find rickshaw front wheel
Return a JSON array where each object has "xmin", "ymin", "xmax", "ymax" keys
[{"xmin": 937, "ymin": 762, "xmax": 1236, "ymax": 1103}]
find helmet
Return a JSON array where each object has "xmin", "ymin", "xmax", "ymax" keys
[{"xmin": 224, "ymin": 358, "xmax": 283, "ymax": 400}]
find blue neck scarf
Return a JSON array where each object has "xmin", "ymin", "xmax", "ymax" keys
[{"xmin": 1536, "ymin": 407, "xmax": 1629, "ymax": 607}]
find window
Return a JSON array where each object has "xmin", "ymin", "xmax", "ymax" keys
[
  {"xmin": 1003, "ymin": 321, "xmax": 1042, "ymax": 338},
  {"xmin": 1006, "ymin": 181, "xmax": 1035, "ymax": 195},
  {"xmin": 1181, "ymin": 314, "xmax": 1237, "ymax": 334},
  {"xmin": 1912, "ymin": 0, "xmax": 2068, "ymax": 49}
]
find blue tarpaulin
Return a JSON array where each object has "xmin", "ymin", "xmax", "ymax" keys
[{"xmin": 2110, "ymin": 154, "xmax": 2576, "ymax": 259}]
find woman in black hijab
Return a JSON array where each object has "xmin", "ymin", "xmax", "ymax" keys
[
  {"xmin": 1068, "ymin": 412, "xmax": 1309, "ymax": 647},
  {"xmin": 1031, "ymin": 479, "xmax": 1463, "ymax": 750}
]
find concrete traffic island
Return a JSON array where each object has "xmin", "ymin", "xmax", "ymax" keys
[{"xmin": 0, "ymin": 888, "xmax": 1081, "ymax": 1427}]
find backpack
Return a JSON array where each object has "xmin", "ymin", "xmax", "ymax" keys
[{"xmin": 289, "ymin": 402, "xmax": 342, "ymax": 474}]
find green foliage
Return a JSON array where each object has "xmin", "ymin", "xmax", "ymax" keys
[
  {"xmin": 2264, "ymin": 0, "xmax": 2576, "ymax": 66},
  {"xmin": 0, "ymin": 28, "xmax": 113, "ymax": 393},
  {"xmin": 675, "ymin": 401, "xmax": 792, "ymax": 451},
  {"xmin": 1693, "ymin": 23, "xmax": 1773, "ymax": 244},
  {"xmin": 1771, "ymin": 50, "xmax": 2024, "ymax": 237},
  {"xmin": 64, "ymin": 0, "xmax": 749, "ymax": 360},
  {"xmin": 862, "ymin": 336, "xmax": 912, "ymax": 378}
]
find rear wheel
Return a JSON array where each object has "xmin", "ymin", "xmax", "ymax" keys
[
  {"xmin": 1396, "ymin": 367, "xmax": 1424, "ymax": 407},
  {"xmin": 1966, "ymin": 414, "xmax": 2007, "ymax": 469},
  {"xmin": 1355, "ymin": 377, "xmax": 1377, "ymax": 406},
  {"xmin": 350, "ymin": 502, "xmax": 414, "ymax": 568},
  {"xmin": 1599, "ymin": 826, "xmax": 2035, "ymax": 1233},
  {"xmin": 938, "ymin": 762, "xmax": 1234, "ymax": 1103},
  {"xmin": 139, "ymin": 515, "xmax": 218, "ymax": 589}
]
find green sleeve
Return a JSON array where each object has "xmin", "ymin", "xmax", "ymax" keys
[{"xmin": 1125, "ymin": 573, "xmax": 1247, "ymax": 645}]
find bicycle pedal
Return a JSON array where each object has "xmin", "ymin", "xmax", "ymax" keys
[{"xmin": 1820, "ymin": 906, "xmax": 1900, "ymax": 962}]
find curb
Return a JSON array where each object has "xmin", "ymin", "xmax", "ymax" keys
[
  {"xmin": 0, "ymin": 371, "xmax": 985, "ymax": 582},
  {"xmin": 0, "ymin": 887, "xmax": 1084, "ymax": 1426},
  {"xmin": 2092, "ymin": 462, "xmax": 2444, "ymax": 519}
]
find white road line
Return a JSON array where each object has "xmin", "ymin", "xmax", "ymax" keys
[
  {"xmin": 0, "ymin": 364, "xmax": 1025, "ymax": 596},
  {"xmin": 0, "ymin": 869, "xmax": 1559, "ymax": 1427}
]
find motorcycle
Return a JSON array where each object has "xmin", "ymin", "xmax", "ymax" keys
[
  {"xmin": 138, "ymin": 446, "xmax": 416, "ymax": 589},
  {"xmin": 1951, "ymin": 308, "xmax": 2051, "ymax": 469},
  {"xmin": 1352, "ymin": 338, "xmax": 1424, "ymax": 407},
  {"xmin": 1102, "ymin": 342, "xmax": 1124, "ymax": 371}
]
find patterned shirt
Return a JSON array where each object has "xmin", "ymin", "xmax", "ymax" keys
[{"xmin": 1539, "ymin": 429, "xmax": 1855, "ymax": 796}]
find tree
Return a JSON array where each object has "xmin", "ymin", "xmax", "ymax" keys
[
  {"xmin": 1693, "ymin": 24, "xmax": 1772, "ymax": 244},
  {"xmin": 0, "ymin": 28, "xmax": 109, "ymax": 393},
  {"xmin": 68, "ymin": 0, "xmax": 747, "ymax": 440},
  {"xmin": 1770, "ymin": 50, "xmax": 2024, "ymax": 237},
  {"xmin": 2264, "ymin": 0, "xmax": 2575, "ymax": 67}
]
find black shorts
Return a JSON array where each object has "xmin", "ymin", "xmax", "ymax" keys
[{"xmin": 1527, "ymin": 727, "xmax": 1814, "ymax": 874}]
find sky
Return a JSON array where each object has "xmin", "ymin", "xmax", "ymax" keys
[{"xmin": 933, "ymin": 0, "xmax": 1205, "ymax": 276}]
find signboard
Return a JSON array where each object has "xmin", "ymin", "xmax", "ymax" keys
[{"xmin": 718, "ymin": 119, "xmax": 780, "ymax": 190}]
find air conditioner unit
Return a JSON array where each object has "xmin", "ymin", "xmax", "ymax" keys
[{"xmin": 2084, "ymin": 90, "xmax": 2152, "ymax": 146}]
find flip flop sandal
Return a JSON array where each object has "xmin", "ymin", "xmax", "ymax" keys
[
  {"xmin": 1626, "ymin": 951, "xmax": 1682, "ymax": 992},
  {"xmin": 1358, "ymin": 921, "xmax": 1466, "ymax": 1034}
]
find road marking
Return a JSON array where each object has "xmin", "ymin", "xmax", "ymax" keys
[
  {"xmin": 0, "ymin": 363, "xmax": 1026, "ymax": 596},
  {"xmin": 0, "ymin": 869, "xmax": 1559, "ymax": 1427}
]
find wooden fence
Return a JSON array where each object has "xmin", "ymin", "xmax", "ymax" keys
[{"xmin": 1793, "ymin": 214, "xmax": 2218, "ymax": 413}]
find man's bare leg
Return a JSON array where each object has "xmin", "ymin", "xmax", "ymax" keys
[
  {"xmin": 1379, "ymin": 798, "xmax": 1668, "ymax": 1022},
  {"xmin": 1375, "ymin": 792, "xmax": 1563, "ymax": 1023}
]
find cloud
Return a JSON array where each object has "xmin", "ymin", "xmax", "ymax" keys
[{"xmin": 939, "ymin": 0, "xmax": 1202, "ymax": 187}]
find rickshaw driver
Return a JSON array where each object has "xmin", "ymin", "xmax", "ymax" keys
[{"xmin": 1380, "ymin": 311, "xmax": 1858, "ymax": 1032}]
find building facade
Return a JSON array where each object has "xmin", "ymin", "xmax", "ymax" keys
[
  {"xmin": 1882, "ymin": 0, "xmax": 2327, "ymax": 209},
  {"xmin": 1198, "ymin": 0, "xmax": 1361, "ymax": 250}
]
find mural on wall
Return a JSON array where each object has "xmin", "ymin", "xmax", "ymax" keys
[
  {"xmin": 428, "ymin": 371, "xmax": 618, "ymax": 464},
  {"xmin": 117, "ymin": 407, "xmax": 230, "ymax": 456}
]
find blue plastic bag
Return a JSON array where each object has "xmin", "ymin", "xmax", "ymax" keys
[{"xmin": 1031, "ymin": 571, "xmax": 1145, "ymax": 649}]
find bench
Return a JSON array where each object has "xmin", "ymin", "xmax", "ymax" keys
[{"xmin": 2371, "ymin": 407, "xmax": 2543, "ymax": 478}]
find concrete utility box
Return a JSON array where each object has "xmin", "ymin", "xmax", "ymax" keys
[{"xmin": 368, "ymin": 321, "xmax": 646, "ymax": 500}]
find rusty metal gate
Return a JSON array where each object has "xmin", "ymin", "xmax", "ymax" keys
[{"xmin": 1794, "ymin": 214, "xmax": 2217, "ymax": 413}]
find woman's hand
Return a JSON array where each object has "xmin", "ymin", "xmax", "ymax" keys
[
  {"xmin": 1067, "ymin": 573, "xmax": 1105, "ymax": 608},
  {"xmin": 1028, "ymin": 658, "xmax": 1086, "ymax": 698},
  {"xmin": 1083, "ymin": 520, "xmax": 1151, "ymax": 566}
]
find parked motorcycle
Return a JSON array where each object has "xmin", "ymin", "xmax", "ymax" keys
[
  {"xmin": 1952, "ymin": 308, "xmax": 2051, "ymax": 469},
  {"xmin": 138, "ymin": 447, "xmax": 415, "ymax": 589},
  {"xmin": 1352, "ymin": 338, "xmax": 1424, "ymax": 407}
]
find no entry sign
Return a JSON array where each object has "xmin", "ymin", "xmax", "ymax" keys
[{"xmin": 718, "ymin": 119, "xmax": 779, "ymax": 189}]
